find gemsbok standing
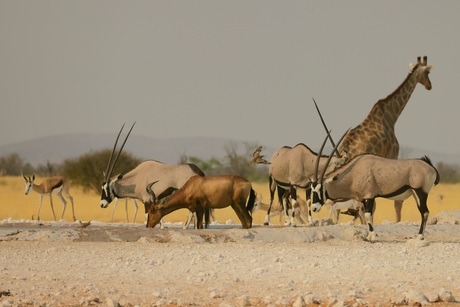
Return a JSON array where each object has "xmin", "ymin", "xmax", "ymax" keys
[
  {"xmin": 23, "ymin": 174, "xmax": 76, "ymax": 221},
  {"xmin": 252, "ymin": 133, "xmax": 347, "ymax": 227},
  {"xmin": 100, "ymin": 123, "xmax": 207, "ymax": 228},
  {"xmin": 310, "ymin": 139, "xmax": 440, "ymax": 242},
  {"xmin": 146, "ymin": 175, "xmax": 257, "ymax": 229}
]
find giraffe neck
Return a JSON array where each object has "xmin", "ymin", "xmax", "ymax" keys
[{"xmin": 367, "ymin": 69, "xmax": 421, "ymax": 128}]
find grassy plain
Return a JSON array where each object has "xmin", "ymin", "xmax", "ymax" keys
[{"xmin": 1, "ymin": 176, "xmax": 458, "ymax": 225}]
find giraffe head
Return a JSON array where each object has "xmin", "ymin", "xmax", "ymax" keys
[{"xmin": 409, "ymin": 56, "xmax": 433, "ymax": 90}]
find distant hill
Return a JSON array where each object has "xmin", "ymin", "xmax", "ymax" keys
[
  {"xmin": 0, "ymin": 134, "xmax": 277, "ymax": 167},
  {"xmin": 0, "ymin": 134, "xmax": 458, "ymax": 168}
]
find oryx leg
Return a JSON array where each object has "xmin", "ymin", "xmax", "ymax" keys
[
  {"xmin": 130, "ymin": 198, "xmax": 138, "ymax": 223},
  {"xmin": 111, "ymin": 198, "xmax": 120, "ymax": 222},
  {"xmin": 183, "ymin": 211, "xmax": 196, "ymax": 229},
  {"xmin": 356, "ymin": 201, "xmax": 366, "ymax": 225},
  {"xmin": 413, "ymin": 189, "xmax": 430, "ymax": 240},
  {"xmin": 264, "ymin": 176, "xmax": 277, "ymax": 225},
  {"xmin": 363, "ymin": 199, "xmax": 376, "ymax": 242},
  {"xmin": 287, "ymin": 186, "xmax": 297, "ymax": 227},
  {"xmin": 304, "ymin": 188, "xmax": 313, "ymax": 225},
  {"xmin": 394, "ymin": 200, "xmax": 403, "ymax": 223},
  {"xmin": 124, "ymin": 198, "xmax": 130, "ymax": 222}
]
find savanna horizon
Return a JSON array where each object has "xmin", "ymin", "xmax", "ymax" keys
[{"xmin": 1, "ymin": 176, "xmax": 458, "ymax": 225}]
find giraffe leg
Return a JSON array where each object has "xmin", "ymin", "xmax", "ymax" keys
[{"xmin": 394, "ymin": 200, "xmax": 403, "ymax": 223}]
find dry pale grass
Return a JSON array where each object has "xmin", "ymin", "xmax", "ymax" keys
[{"xmin": 1, "ymin": 176, "xmax": 459, "ymax": 225}]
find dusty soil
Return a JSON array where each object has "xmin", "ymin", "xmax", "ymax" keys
[{"xmin": 0, "ymin": 211, "xmax": 459, "ymax": 307}]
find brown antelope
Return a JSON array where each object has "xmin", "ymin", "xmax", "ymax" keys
[
  {"xmin": 100, "ymin": 123, "xmax": 207, "ymax": 228},
  {"xmin": 23, "ymin": 174, "xmax": 76, "ymax": 221},
  {"xmin": 310, "ymin": 136, "xmax": 440, "ymax": 242},
  {"xmin": 147, "ymin": 175, "xmax": 257, "ymax": 229}
]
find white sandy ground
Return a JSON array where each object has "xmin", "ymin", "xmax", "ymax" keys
[{"xmin": 0, "ymin": 211, "xmax": 459, "ymax": 307}]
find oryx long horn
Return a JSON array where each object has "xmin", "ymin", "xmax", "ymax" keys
[
  {"xmin": 319, "ymin": 128, "xmax": 350, "ymax": 183},
  {"xmin": 312, "ymin": 98, "xmax": 340, "ymax": 157},
  {"xmin": 313, "ymin": 132, "xmax": 331, "ymax": 182},
  {"xmin": 107, "ymin": 122, "xmax": 136, "ymax": 180},
  {"xmin": 104, "ymin": 123, "xmax": 126, "ymax": 181},
  {"xmin": 105, "ymin": 122, "xmax": 136, "ymax": 181}
]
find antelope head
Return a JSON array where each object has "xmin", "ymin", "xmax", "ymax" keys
[
  {"xmin": 409, "ymin": 56, "xmax": 433, "ymax": 90},
  {"xmin": 146, "ymin": 180, "xmax": 163, "ymax": 228},
  {"xmin": 100, "ymin": 123, "xmax": 135, "ymax": 208},
  {"xmin": 310, "ymin": 129, "xmax": 349, "ymax": 213},
  {"xmin": 22, "ymin": 173, "xmax": 35, "ymax": 195}
]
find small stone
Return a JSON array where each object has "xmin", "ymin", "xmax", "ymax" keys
[
  {"xmin": 293, "ymin": 296, "xmax": 306, "ymax": 307},
  {"xmin": 439, "ymin": 289, "xmax": 456, "ymax": 302},
  {"xmin": 106, "ymin": 298, "xmax": 120, "ymax": 307}
]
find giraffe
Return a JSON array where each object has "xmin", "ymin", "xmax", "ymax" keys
[{"xmin": 339, "ymin": 56, "xmax": 433, "ymax": 222}]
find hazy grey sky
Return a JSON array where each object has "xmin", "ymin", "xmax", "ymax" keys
[{"xmin": 1, "ymin": 1, "xmax": 459, "ymax": 155}]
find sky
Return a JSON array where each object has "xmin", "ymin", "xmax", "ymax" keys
[{"xmin": 1, "ymin": 1, "xmax": 459, "ymax": 156}]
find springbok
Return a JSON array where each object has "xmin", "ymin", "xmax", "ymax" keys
[
  {"xmin": 23, "ymin": 174, "xmax": 76, "ymax": 221},
  {"xmin": 252, "ymin": 135, "xmax": 347, "ymax": 227},
  {"xmin": 146, "ymin": 175, "xmax": 257, "ymax": 229},
  {"xmin": 111, "ymin": 197, "xmax": 139, "ymax": 223},
  {"xmin": 100, "ymin": 123, "xmax": 207, "ymax": 228},
  {"xmin": 310, "ymin": 141, "xmax": 440, "ymax": 242},
  {"xmin": 325, "ymin": 199, "xmax": 365, "ymax": 224},
  {"xmin": 253, "ymin": 192, "xmax": 309, "ymax": 225}
]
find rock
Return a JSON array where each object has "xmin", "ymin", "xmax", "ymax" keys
[
  {"xmin": 293, "ymin": 296, "xmax": 306, "ymax": 307},
  {"xmin": 105, "ymin": 298, "xmax": 120, "ymax": 307},
  {"xmin": 403, "ymin": 290, "xmax": 429, "ymax": 305},
  {"xmin": 439, "ymin": 289, "xmax": 456, "ymax": 302}
]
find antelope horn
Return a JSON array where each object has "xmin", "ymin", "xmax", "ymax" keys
[
  {"xmin": 105, "ymin": 122, "xmax": 136, "ymax": 182},
  {"xmin": 422, "ymin": 56, "xmax": 427, "ymax": 65},
  {"xmin": 417, "ymin": 56, "xmax": 421, "ymax": 64},
  {"xmin": 104, "ymin": 123, "xmax": 125, "ymax": 182},
  {"xmin": 313, "ymin": 132, "xmax": 331, "ymax": 183},
  {"xmin": 319, "ymin": 128, "xmax": 350, "ymax": 184},
  {"xmin": 312, "ymin": 98, "xmax": 341, "ymax": 157},
  {"xmin": 146, "ymin": 180, "xmax": 159, "ymax": 204}
]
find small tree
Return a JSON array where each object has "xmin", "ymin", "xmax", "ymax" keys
[
  {"xmin": 62, "ymin": 149, "xmax": 141, "ymax": 193},
  {"xmin": 436, "ymin": 162, "xmax": 460, "ymax": 183},
  {"xmin": 0, "ymin": 153, "xmax": 24, "ymax": 176}
]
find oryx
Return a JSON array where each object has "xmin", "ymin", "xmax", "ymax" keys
[
  {"xmin": 310, "ymin": 137, "xmax": 440, "ymax": 242},
  {"xmin": 252, "ymin": 134, "xmax": 347, "ymax": 227},
  {"xmin": 100, "ymin": 123, "xmax": 206, "ymax": 228}
]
